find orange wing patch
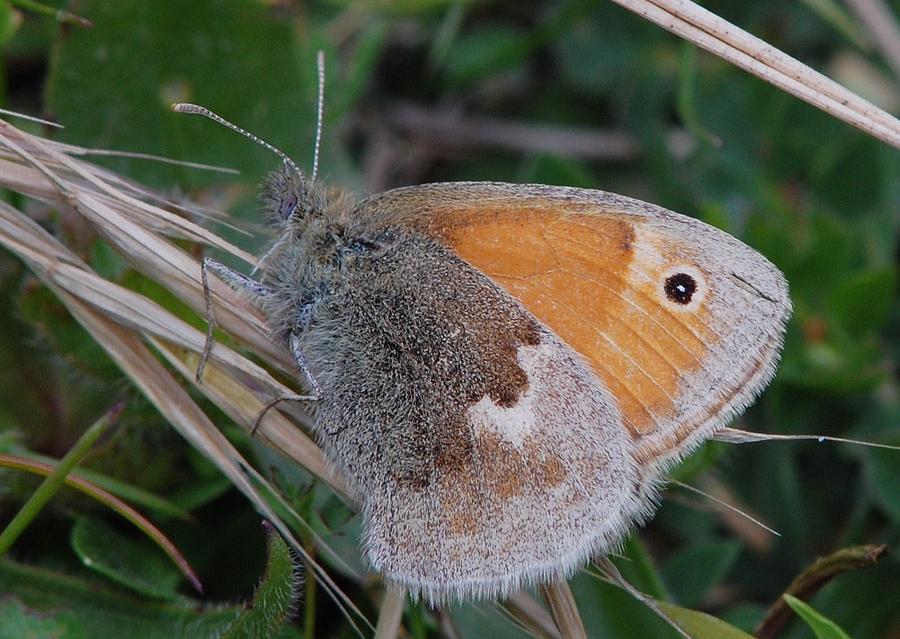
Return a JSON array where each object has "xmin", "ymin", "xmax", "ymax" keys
[{"xmin": 419, "ymin": 203, "xmax": 716, "ymax": 438}]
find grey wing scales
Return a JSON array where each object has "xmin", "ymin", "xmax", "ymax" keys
[{"xmin": 298, "ymin": 227, "xmax": 642, "ymax": 602}]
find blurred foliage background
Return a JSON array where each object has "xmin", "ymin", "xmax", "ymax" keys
[{"xmin": 0, "ymin": 0, "xmax": 899, "ymax": 638}]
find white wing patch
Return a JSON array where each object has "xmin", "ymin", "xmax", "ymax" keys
[
  {"xmin": 366, "ymin": 331, "xmax": 648, "ymax": 603},
  {"xmin": 467, "ymin": 341, "xmax": 559, "ymax": 448}
]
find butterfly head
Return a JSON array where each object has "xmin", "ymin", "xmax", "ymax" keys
[{"xmin": 260, "ymin": 161, "xmax": 327, "ymax": 228}]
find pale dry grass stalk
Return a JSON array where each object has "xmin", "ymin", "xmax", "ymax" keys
[
  {"xmin": 0, "ymin": 112, "xmax": 566, "ymax": 637},
  {"xmin": 540, "ymin": 582, "xmax": 588, "ymax": 639},
  {"xmin": 610, "ymin": 0, "xmax": 900, "ymax": 148},
  {"xmin": 506, "ymin": 592, "xmax": 563, "ymax": 639},
  {"xmin": 374, "ymin": 588, "xmax": 406, "ymax": 639},
  {"xmin": 0, "ymin": 117, "xmax": 376, "ymax": 631}
]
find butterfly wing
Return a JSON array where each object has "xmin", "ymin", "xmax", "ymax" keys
[
  {"xmin": 300, "ymin": 218, "xmax": 643, "ymax": 602},
  {"xmin": 327, "ymin": 182, "xmax": 789, "ymax": 602},
  {"xmin": 361, "ymin": 182, "xmax": 791, "ymax": 468}
]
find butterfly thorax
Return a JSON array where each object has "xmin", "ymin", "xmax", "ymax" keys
[{"xmin": 256, "ymin": 183, "xmax": 399, "ymax": 345}]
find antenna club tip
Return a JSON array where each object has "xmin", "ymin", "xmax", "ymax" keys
[{"xmin": 172, "ymin": 103, "xmax": 197, "ymax": 113}]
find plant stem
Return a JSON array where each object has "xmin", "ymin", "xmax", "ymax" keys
[{"xmin": 0, "ymin": 401, "xmax": 124, "ymax": 556}]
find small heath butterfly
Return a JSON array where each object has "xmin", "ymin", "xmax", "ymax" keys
[{"xmin": 173, "ymin": 61, "xmax": 791, "ymax": 603}]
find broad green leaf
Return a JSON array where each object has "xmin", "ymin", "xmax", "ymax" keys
[
  {"xmin": 516, "ymin": 154, "xmax": 595, "ymax": 188},
  {"xmin": 448, "ymin": 601, "xmax": 534, "ymax": 639},
  {"xmin": 70, "ymin": 516, "xmax": 183, "ymax": 600},
  {"xmin": 0, "ymin": 1, "xmax": 18, "ymax": 46},
  {"xmin": 797, "ymin": 0, "xmax": 869, "ymax": 50},
  {"xmin": 442, "ymin": 26, "xmax": 530, "ymax": 87},
  {"xmin": 555, "ymin": 2, "xmax": 661, "ymax": 95},
  {"xmin": 570, "ymin": 571, "xmax": 682, "ymax": 639},
  {"xmin": 0, "ymin": 597, "xmax": 67, "ymax": 639},
  {"xmin": 867, "ymin": 446, "xmax": 900, "ymax": 523},
  {"xmin": 828, "ymin": 268, "xmax": 896, "ymax": 337},
  {"xmin": 657, "ymin": 601, "xmax": 756, "ymax": 639},
  {"xmin": 0, "ymin": 558, "xmax": 239, "ymax": 639},
  {"xmin": 47, "ymin": 0, "xmax": 314, "ymax": 188},
  {"xmin": 617, "ymin": 536, "xmax": 670, "ymax": 600},
  {"xmin": 783, "ymin": 594, "xmax": 852, "ymax": 639},
  {"xmin": 662, "ymin": 540, "xmax": 742, "ymax": 607}
]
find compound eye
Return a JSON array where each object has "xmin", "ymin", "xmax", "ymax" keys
[{"xmin": 279, "ymin": 194, "xmax": 298, "ymax": 220}]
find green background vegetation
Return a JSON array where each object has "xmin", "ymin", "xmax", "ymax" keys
[{"xmin": 0, "ymin": 0, "xmax": 898, "ymax": 637}]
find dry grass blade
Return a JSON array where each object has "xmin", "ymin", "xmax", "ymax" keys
[
  {"xmin": 844, "ymin": 0, "xmax": 900, "ymax": 80},
  {"xmin": 149, "ymin": 339, "xmax": 345, "ymax": 497},
  {"xmin": 45, "ymin": 264, "xmax": 369, "ymax": 631},
  {"xmin": 0, "ymin": 199, "xmax": 290, "ymax": 404},
  {"xmin": 374, "ymin": 588, "xmax": 406, "ymax": 639},
  {"xmin": 505, "ymin": 592, "xmax": 562, "ymax": 639},
  {"xmin": 0, "ymin": 206, "xmax": 336, "ymax": 495},
  {"xmin": 0, "ymin": 126, "xmax": 254, "ymax": 259},
  {"xmin": 609, "ymin": 0, "xmax": 900, "ymax": 147},
  {"xmin": 0, "ymin": 115, "xmax": 373, "ymax": 632},
  {"xmin": 540, "ymin": 582, "xmax": 588, "ymax": 639}
]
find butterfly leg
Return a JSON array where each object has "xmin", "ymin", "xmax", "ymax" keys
[
  {"xmin": 251, "ymin": 305, "xmax": 322, "ymax": 436},
  {"xmin": 290, "ymin": 331, "xmax": 321, "ymax": 397},
  {"xmin": 198, "ymin": 256, "xmax": 273, "ymax": 382}
]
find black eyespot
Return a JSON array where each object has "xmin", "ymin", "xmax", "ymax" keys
[{"xmin": 664, "ymin": 272, "xmax": 697, "ymax": 304}]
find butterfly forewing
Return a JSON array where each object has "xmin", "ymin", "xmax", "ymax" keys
[{"xmin": 362, "ymin": 182, "xmax": 791, "ymax": 468}]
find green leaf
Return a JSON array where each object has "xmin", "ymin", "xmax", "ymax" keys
[
  {"xmin": 0, "ymin": 1, "xmax": 19, "ymax": 46},
  {"xmin": 0, "ymin": 558, "xmax": 239, "ymax": 639},
  {"xmin": 783, "ymin": 594, "xmax": 852, "ymax": 639},
  {"xmin": 617, "ymin": 536, "xmax": 670, "ymax": 600},
  {"xmin": 554, "ymin": 2, "xmax": 659, "ymax": 95},
  {"xmin": 867, "ymin": 446, "xmax": 900, "ymax": 523},
  {"xmin": 516, "ymin": 154, "xmax": 596, "ymax": 188},
  {"xmin": 828, "ymin": 268, "xmax": 896, "ymax": 337},
  {"xmin": 46, "ymin": 0, "xmax": 314, "ymax": 188},
  {"xmin": 656, "ymin": 601, "xmax": 756, "ymax": 639},
  {"xmin": 448, "ymin": 602, "xmax": 534, "ymax": 639},
  {"xmin": 797, "ymin": 0, "xmax": 870, "ymax": 50},
  {"xmin": 443, "ymin": 26, "xmax": 531, "ymax": 87},
  {"xmin": 0, "ymin": 597, "xmax": 67, "ymax": 639},
  {"xmin": 569, "ymin": 571, "xmax": 682, "ymax": 639},
  {"xmin": 662, "ymin": 540, "xmax": 742, "ymax": 607},
  {"xmin": 70, "ymin": 516, "xmax": 183, "ymax": 600}
]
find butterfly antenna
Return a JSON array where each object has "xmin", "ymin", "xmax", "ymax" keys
[
  {"xmin": 172, "ymin": 102, "xmax": 303, "ymax": 177},
  {"xmin": 311, "ymin": 50, "xmax": 325, "ymax": 182}
]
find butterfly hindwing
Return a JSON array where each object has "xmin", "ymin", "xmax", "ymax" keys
[{"xmin": 300, "ymin": 221, "xmax": 640, "ymax": 602}]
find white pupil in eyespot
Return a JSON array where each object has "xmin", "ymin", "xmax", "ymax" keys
[{"xmin": 664, "ymin": 272, "xmax": 697, "ymax": 304}]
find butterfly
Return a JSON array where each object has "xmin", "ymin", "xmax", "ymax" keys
[{"xmin": 174, "ymin": 95, "xmax": 790, "ymax": 604}]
